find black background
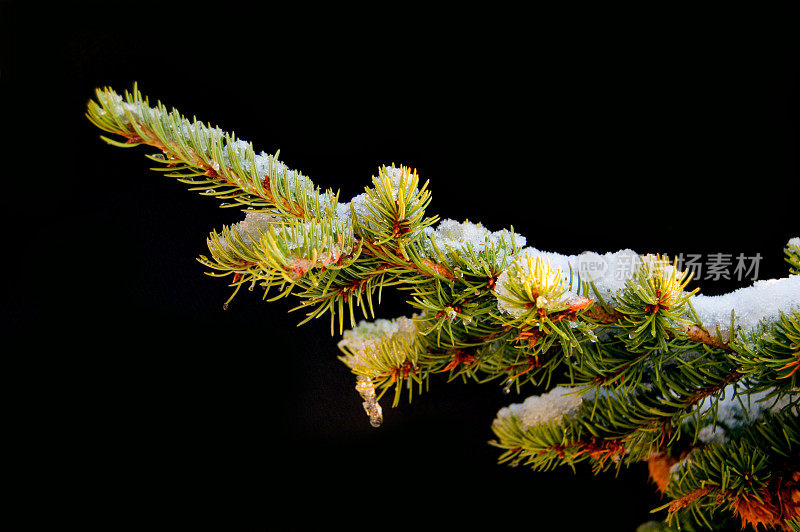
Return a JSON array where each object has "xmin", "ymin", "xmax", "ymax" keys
[{"xmin": 2, "ymin": 3, "xmax": 798, "ymax": 531}]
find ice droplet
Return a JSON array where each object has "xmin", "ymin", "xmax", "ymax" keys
[{"xmin": 355, "ymin": 375, "xmax": 383, "ymax": 427}]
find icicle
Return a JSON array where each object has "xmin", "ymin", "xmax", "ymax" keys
[{"xmin": 355, "ymin": 375, "xmax": 383, "ymax": 427}]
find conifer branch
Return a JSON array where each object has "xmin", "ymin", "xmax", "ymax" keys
[{"xmin": 88, "ymin": 85, "xmax": 800, "ymax": 531}]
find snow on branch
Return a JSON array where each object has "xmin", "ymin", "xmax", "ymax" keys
[{"xmin": 90, "ymin": 85, "xmax": 800, "ymax": 531}]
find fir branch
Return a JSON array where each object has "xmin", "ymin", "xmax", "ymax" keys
[
  {"xmin": 730, "ymin": 308, "xmax": 800, "ymax": 392},
  {"xmin": 87, "ymin": 85, "xmax": 329, "ymax": 217},
  {"xmin": 664, "ymin": 411, "xmax": 800, "ymax": 530},
  {"xmin": 89, "ymin": 86, "xmax": 800, "ymax": 531}
]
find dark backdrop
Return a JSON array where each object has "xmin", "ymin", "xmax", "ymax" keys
[{"xmin": 2, "ymin": 3, "xmax": 798, "ymax": 531}]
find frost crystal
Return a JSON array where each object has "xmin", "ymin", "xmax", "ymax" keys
[
  {"xmin": 220, "ymin": 139, "xmax": 251, "ymax": 166},
  {"xmin": 102, "ymin": 92, "xmax": 143, "ymax": 122},
  {"xmin": 207, "ymin": 137, "xmax": 316, "ymax": 200},
  {"xmin": 341, "ymin": 192, "xmax": 369, "ymax": 225},
  {"xmin": 495, "ymin": 386, "xmax": 584, "ymax": 428},
  {"xmin": 424, "ymin": 218, "xmax": 526, "ymax": 257}
]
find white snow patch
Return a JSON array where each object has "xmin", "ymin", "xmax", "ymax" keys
[
  {"xmin": 691, "ymin": 276, "xmax": 800, "ymax": 340},
  {"xmin": 337, "ymin": 316, "xmax": 417, "ymax": 360},
  {"xmin": 421, "ymin": 218, "xmax": 526, "ymax": 260},
  {"xmin": 697, "ymin": 425, "xmax": 727, "ymax": 444},
  {"xmin": 496, "ymin": 386, "xmax": 584, "ymax": 428},
  {"xmin": 694, "ymin": 384, "xmax": 797, "ymax": 429}
]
